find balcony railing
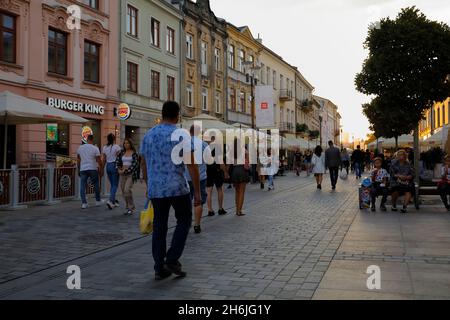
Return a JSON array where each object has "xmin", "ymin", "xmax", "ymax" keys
[
  {"xmin": 279, "ymin": 89, "xmax": 293, "ymax": 101},
  {"xmin": 279, "ymin": 122, "xmax": 295, "ymax": 133},
  {"xmin": 300, "ymin": 99, "xmax": 314, "ymax": 113}
]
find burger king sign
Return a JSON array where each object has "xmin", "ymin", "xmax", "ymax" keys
[{"xmin": 117, "ymin": 103, "xmax": 131, "ymax": 121}]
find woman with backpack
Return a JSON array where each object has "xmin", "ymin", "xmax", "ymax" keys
[{"xmin": 116, "ymin": 138, "xmax": 140, "ymax": 216}]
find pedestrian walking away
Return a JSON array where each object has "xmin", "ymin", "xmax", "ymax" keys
[
  {"xmin": 341, "ymin": 148, "xmax": 350, "ymax": 175},
  {"xmin": 352, "ymin": 145, "xmax": 364, "ymax": 179},
  {"xmin": 102, "ymin": 133, "xmax": 121, "ymax": 210},
  {"xmin": 140, "ymin": 101, "xmax": 201, "ymax": 281},
  {"xmin": 116, "ymin": 138, "xmax": 140, "ymax": 216},
  {"xmin": 230, "ymin": 142, "xmax": 251, "ymax": 216},
  {"xmin": 311, "ymin": 145, "xmax": 326, "ymax": 190},
  {"xmin": 206, "ymin": 137, "xmax": 228, "ymax": 217},
  {"xmin": 304, "ymin": 149, "xmax": 312, "ymax": 177},
  {"xmin": 77, "ymin": 135, "xmax": 104, "ymax": 209},
  {"xmin": 325, "ymin": 141, "xmax": 342, "ymax": 191},
  {"xmin": 293, "ymin": 149, "xmax": 303, "ymax": 177},
  {"xmin": 184, "ymin": 124, "xmax": 209, "ymax": 234}
]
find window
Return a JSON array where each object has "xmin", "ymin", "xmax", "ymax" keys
[
  {"xmin": 83, "ymin": 0, "xmax": 99, "ymax": 9},
  {"xmin": 238, "ymin": 49, "xmax": 245, "ymax": 73},
  {"xmin": 150, "ymin": 18, "xmax": 159, "ymax": 47},
  {"xmin": 186, "ymin": 33, "xmax": 193, "ymax": 59},
  {"xmin": 230, "ymin": 89, "xmax": 236, "ymax": 111},
  {"xmin": 0, "ymin": 12, "xmax": 15, "ymax": 63},
  {"xmin": 266, "ymin": 67, "xmax": 271, "ymax": 85},
  {"xmin": 84, "ymin": 41, "xmax": 100, "ymax": 83},
  {"xmin": 127, "ymin": 61, "xmax": 138, "ymax": 93},
  {"xmin": 186, "ymin": 84, "xmax": 193, "ymax": 107},
  {"xmin": 167, "ymin": 75, "xmax": 175, "ymax": 101},
  {"xmin": 201, "ymin": 41, "xmax": 207, "ymax": 65},
  {"xmin": 215, "ymin": 92, "xmax": 221, "ymax": 114},
  {"xmin": 48, "ymin": 28, "xmax": 67, "ymax": 75},
  {"xmin": 260, "ymin": 63, "xmax": 265, "ymax": 84},
  {"xmin": 280, "ymin": 74, "xmax": 284, "ymax": 90},
  {"xmin": 228, "ymin": 45, "xmax": 234, "ymax": 69},
  {"xmin": 202, "ymin": 88, "xmax": 208, "ymax": 111},
  {"xmin": 151, "ymin": 70, "xmax": 160, "ymax": 99},
  {"xmin": 214, "ymin": 48, "xmax": 220, "ymax": 71},
  {"xmin": 273, "ymin": 71, "xmax": 277, "ymax": 89},
  {"xmin": 248, "ymin": 55, "xmax": 254, "ymax": 67},
  {"xmin": 240, "ymin": 91, "xmax": 246, "ymax": 113},
  {"xmin": 166, "ymin": 27, "xmax": 174, "ymax": 54},
  {"xmin": 127, "ymin": 5, "xmax": 138, "ymax": 37}
]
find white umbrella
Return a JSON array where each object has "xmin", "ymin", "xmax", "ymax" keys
[
  {"xmin": 181, "ymin": 114, "xmax": 234, "ymax": 132},
  {"xmin": 0, "ymin": 91, "xmax": 88, "ymax": 168},
  {"xmin": 423, "ymin": 125, "xmax": 449, "ymax": 148}
]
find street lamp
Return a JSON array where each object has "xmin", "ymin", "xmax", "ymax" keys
[{"xmin": 243, "ymin": 61, "xmax": 261, "ymax": 130}]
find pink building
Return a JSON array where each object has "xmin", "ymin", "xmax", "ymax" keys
[{"xmin": 0, "ymin": 0, "xmax": 119, "ymax": 168}]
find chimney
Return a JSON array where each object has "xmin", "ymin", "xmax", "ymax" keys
[{"xmin": 256, "ymin": 33, "xmax": 263, "ymax": 44}]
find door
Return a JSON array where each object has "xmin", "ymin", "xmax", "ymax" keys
[{"xmin": 0, "ymin": 125, "xmax": 16, "ymax": 169}]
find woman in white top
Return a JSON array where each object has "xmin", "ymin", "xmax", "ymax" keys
[
  {"xmin": 102, "ymin": 134, "xmax": 122, "ymax": 210},
  {"xmin": 311, "ymin": 145, "xmax": 326, "ymax": 190}
]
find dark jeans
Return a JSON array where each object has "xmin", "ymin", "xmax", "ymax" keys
[
  {"xmin": 439, "ymin": 184, "xmax": 450, "ymax": 208},
  {"xmin": 80, "ymin": 170, "xmax": 100, "ymax": 204},
  {"xmin": 354, "ymin": 162, "xmax": 362, "ymax": 178},
  {"xmin": 371, "ymin": 183, "xmax": 388, "ymax": 207},
  {"xmin": 329, "ymin": 167, "xmax": 339, "ymax": 187},
  {"xmin": 106, "ymin": 162, "xmax": 119, "ymax": 203},
  {"xmin": 151, "ymin": 194, "xmax": 192, "ymax": 273}
]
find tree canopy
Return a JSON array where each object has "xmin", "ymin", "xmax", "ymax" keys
[{"xmin": 356, "ymin": 7, "xmax": 450, "ymax": 127}]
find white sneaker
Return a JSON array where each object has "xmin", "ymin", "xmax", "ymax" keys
[
  {"xmin": 81, "ymin": 203, "xmax": 89, "ymax": 209},
  {"xmin": 95, "ymin": 200, "xmax": 105, "ymax": 207},
  {"xmin": 106, "ymin": 201, "xmax": 114, "ymax": 210}
]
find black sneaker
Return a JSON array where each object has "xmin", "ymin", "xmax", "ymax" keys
[
  {"xmin": 194, "ymin": 225, "xmax": 201, "ymax": 234},
  {"xmin": 155, "ymin": 267, "xmax": 172, "ymax": 281},
  {"xmin": 392, "ymin": 206, "xmax": 398, "ymax": 212},
  {"xmin": 165, "ymin": 262, "xmax": 187, "ymax": 278},
  {"xmin": 260, "ymin": 183, "xmax": 265, "ymax": 189},
  {"xmin": 371, "ymin": 206, "xmax": 376, "ymax": 212},
  {"xmin": 318, "ymin": 184, "xmax": 322, "ymax": 190},
  {"xmin": 208, "ymin": 211, "xmax": 215, "ymax": 217},
  {"xmin": 218, "ymin": 208, "xmax": 227, "ymax": 215},
  {"xmin": 401, "ymin": 206, "xmax": 408, "ymax": 214}
]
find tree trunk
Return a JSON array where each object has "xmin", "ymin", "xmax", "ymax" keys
[
  {"xmin": 414, "ymin": 127, "xmax": 420, "ymax": 186},
  {"xmin": 395, "ymin": 136, "xmax": 399, "ymax": 150}
]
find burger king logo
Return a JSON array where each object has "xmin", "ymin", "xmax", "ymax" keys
[
  {"xmin": 81, "ymin": 126, "xmax": 93, "ymax": 143},
  {"xmin": 117, "ymin": 103, "xmax": 131, "ymax": 121}
]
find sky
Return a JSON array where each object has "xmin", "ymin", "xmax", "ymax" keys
[{"xmin": 209, "ymin": 0, "xmax": 450, "ymax": 140}]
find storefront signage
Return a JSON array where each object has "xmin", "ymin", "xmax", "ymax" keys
[
  {"xmin": 47, "ymin": 97, "xmax": 105, "ymax": 116},
  {"xmin": 117, "ymin": 103, "xmax": 131, "ymax": 121},
  {"xmin": 60, "ymin": 175, "xmax": 72, "ymax": 192},
  {"xmin": 81, "ymin": 126, "xmax": 94, "ymax": 144},
  {"xmin": 46, "ymin": 124, "xmax": 58, "ymax": 142}
]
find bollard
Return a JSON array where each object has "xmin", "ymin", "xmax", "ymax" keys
[
  {"xmin": 8, "ymin": 165, "xmax": 26, "ymax": 210},
  {"xmin": 45, "ymin": 163, "xmax": 60, "ymax": 206}
]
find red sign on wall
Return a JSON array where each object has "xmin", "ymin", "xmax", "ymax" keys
[{"xmin": 261, "ymin": 102, "xmax": 268, "ymax": 110}]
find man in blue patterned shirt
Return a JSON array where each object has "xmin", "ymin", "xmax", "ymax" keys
[{"xmin": 140, "ymin": 101, "xmax": 200, "ymax": 280}]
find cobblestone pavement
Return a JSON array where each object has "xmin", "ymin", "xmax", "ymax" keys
[{"xmin": 1, "ymin": 172, "xmax": 450, "ymax": 300}]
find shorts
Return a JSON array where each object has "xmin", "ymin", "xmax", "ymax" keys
[
  {"xmin": 206, "ymin": 171, "xmax": 224, "ymax": 188},
  {"xmin": 390, "ymin": 184, "xmax": 414, "ymax": 195},
  {"xmin": 188, "ymin": 179, "xmax": 208, "ymax": 205}
]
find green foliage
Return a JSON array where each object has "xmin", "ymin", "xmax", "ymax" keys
[
  {"xmin": 296, "ymin": 123, "xmax": 309, "ymax": 133},
  {"xmin": 309, "ymin": 130, "xmax": 320, "ymax": 140},
  {"xmin": 356, "ymin": 6, "xmax": 450, "ymax": 127}
]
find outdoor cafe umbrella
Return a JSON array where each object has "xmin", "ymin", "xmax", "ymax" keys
[
  {"xmin": 181, "ymin": 114, "xmax": 234, "ymax": 132},
  {"xmin": 0, "ymin": 91, "xmax": 88, "ymax": 168}
]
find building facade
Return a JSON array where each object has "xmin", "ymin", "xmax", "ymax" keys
[
  {"xmin": 419, "ymin": 98, "xmax": 450, "ymax": 140},
  {"xmin": 119, "ymin": 0, "xmax": 182, "ymax": 147},
  {"xmin": 0, "ymin": 0, "xmax": 119, "ymax": 168},
  {"xmin": 226, "ymin": 24, "xmax": 262, "ymax": 127},
  {"xmin": 295, "ymin": 70, "xmax": 319, "ymax": 136},
  {"xmin": 180, "ymin": 0, "xmax": 228, "ymax": 121},
  {"xmin": 313, "ymin": 95, "xmax": 341, "ymax": 148},
  {"xmin": 258, "ymin": 43, "xmax": 296, "ymax": 134}
]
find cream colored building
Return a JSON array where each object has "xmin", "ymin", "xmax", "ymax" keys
[
  {"xmin": 313, "ymin": 95, "xmax": 341, "ymax": 148},
  {"xmin": 258, "ymin": 44, "xmax": 297, "ymax": 134}
]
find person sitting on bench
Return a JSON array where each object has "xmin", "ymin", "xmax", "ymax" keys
[
  {"xmin": 438, "ymin": 155, "xmax": 450, "ymax": 211},
  {"xmin": 370, "ymin": 157, "xmax": 389, "ymax": 212},
  {"xmin": 389, "ymin": 150, "xmax": 415, "ymax": 214}
]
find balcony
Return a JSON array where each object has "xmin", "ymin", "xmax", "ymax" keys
[
  {"xmin": 279, "ymin": 89, "xmax": 293, "ymax": 101},
  {"xmin": 279, "ymin": 122, "xmax": 295, "ymax": 133},
  {"xmin": 300, "ymin": 99, "xmax": 314, "ymax": 113}
]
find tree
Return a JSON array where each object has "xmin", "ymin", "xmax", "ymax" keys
[
  {"xmin": 309, "ymin": 130, "xmax": 320, "ymax": 140},
  {"xmin": 356, "ymin": 7, "xmax": 450, "ymax": 125},
  {"xmin": 362, "ymin": 96, "xmax": 418, "ymax": 149},
  {"xmin": 356, "ymin": 7, "xmax": 450, "ymax": 177},
  {"xmin": 296, "ymin": 123, "xmax": 309, "ymax": 133}
]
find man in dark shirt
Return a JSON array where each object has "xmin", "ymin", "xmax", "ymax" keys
[
  {"xmin": 352, "ymin": 145, "xmax": 364, "ymax": 179},
  {"xmin": 325, "ymin": 141, "xmax": 342, "ymax": 190}
]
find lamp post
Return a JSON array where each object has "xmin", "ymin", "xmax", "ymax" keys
[{"xmin": 243, "ymin": 61, "xmax": 261, "ymax": 130}]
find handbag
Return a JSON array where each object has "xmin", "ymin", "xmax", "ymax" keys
[{"xmin": 140, "ymin": 199, "xmax": 154, "ymax": 235}]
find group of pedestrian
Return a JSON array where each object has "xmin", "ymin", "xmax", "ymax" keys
[
  {"xmin": 76, "ymin": 133, "xmax": 139, "ymax": 215},
  {"xmin": 292, "ymin": 149, "xmax": 312, "ymax": 177}
]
